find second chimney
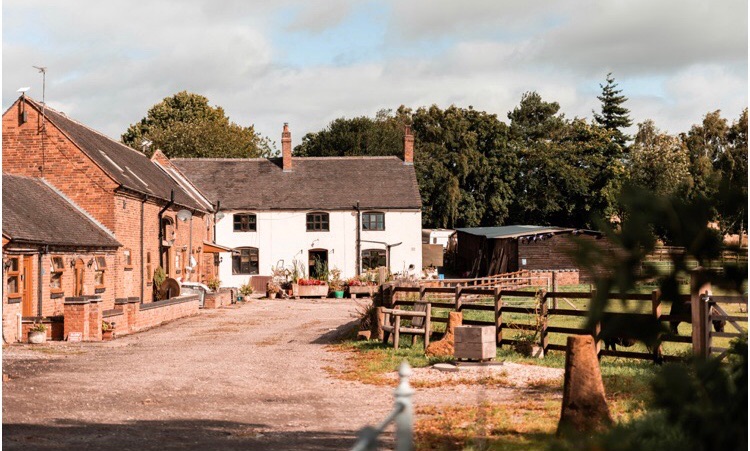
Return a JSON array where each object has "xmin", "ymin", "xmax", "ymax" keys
[
  {"xmin": 403, "ymin": 125, "xmax": 414, "ymax": 164},
  {"xmin": 282, "ymin": 122, "xmax": 292, "ymax": 172}
]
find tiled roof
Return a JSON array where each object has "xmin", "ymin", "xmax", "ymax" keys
[
  {"xmin": 173, "ymin": 157, "xmax": 422, "ymax": 210},
  {"xmin": 26, "ymin": 99, "xmax": 207, "ymax": 212},
  {"xmin": 2, "ymin": 174, "xmax": 120, "ymax": 248}
]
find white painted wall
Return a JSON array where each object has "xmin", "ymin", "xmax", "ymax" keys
[
  {"xmin": 422, "ymin": 229, "xmax": 455, "ymax": 249},
  {"xmin": 215, "ymin": 209, "xmax": 422, "ymax": 287}
]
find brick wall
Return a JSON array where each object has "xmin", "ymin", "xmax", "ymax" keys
[
  {"xmin": 203, "ymin": 289, "xmax": 234, "ymax": 309},
  {"xmin": 2, "ymin": 99, "xmax": 119, "ymax": 230},
  {"xmin": 132, "ymin": 295, "xmax": 199, "ymax": 331}
]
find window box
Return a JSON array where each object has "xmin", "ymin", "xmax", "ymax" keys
[{"xmin": 292, "ymin": 283, "xmax": 329, "ymax": 299}]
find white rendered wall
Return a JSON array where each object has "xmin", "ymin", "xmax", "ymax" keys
[{"xmin": 215, "ymin": 209, "xmax": 422, "ymax": 287}]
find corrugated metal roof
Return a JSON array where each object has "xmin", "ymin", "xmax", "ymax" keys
[{"xmin": 455, "ymin": 225, "xmax": 575, "ymax": 239}]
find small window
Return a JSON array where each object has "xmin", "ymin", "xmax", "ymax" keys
[
  {"xmin": 6, "ymin": 257, "xmax": 20, "ymax": 298},
  {"xmin": 232, "ymin": 247, "xmax": 259, "ymax": 275},
  {"xmin": 123, "ymin": 249, "xmax": 132, "ymax": 268},
  {"xmin": 233, "ymin": 214, "xmax": 257, "ymax": 232},
  {"xmin": 306, "ymin": 212, "xmax": 329, "ymax": 232},
  {"xmin": 362, "ymin": 249, "xmax": 387, "ymax": 270},
  {"xmin": 95, "ymin": 257, "xmax": 106, "ymax": 288},
  {"xmin": 362, "ymin": 212, "xmax": 385, "ymax": 231},
  {"xmin": 50, "ymin": 256, "xmax": 64, "ymax": 292},
  {"xmin": 145, "ymin": 252, "xmax": 152, "ymax": 286}
]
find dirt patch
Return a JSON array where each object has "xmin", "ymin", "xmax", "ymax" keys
[{"xmin": 3, "ymin": 298, "xmax": 563, "ymax": 450}]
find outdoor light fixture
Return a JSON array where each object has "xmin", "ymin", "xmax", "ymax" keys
[
  {"xmin": 215, "ymin": 212, "xmax": 225, "ymax": 221},
  {"xmin": 87, "ymin": 259, "xmax": 94, "ymax": 268},
  {"xmin": 176, "ymin": 209, "xmax": 192, "ymax": 222}
]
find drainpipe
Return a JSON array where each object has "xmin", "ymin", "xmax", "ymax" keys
[
  {"xmin": 37, "ymin": 245, "xmax": 48, "ymax": 316},
  {"xmin": 158, "ymin": 190, "xmax": 175, "ymax": 269},
  {"xmin": 355, "ymin": 201, "xmax": 361, "ymax": 276},
  {"xmin": 213, "ymin": 201, "xmax": 220, "ymax": 243},
  {"xmin": 141, "ymin": 194, "xmax": 147, "ymax": 302}
]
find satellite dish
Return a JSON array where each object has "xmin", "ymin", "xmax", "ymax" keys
[{"xmin": 176, "ymin": 209, "xmax": 192, "ymax": 222}]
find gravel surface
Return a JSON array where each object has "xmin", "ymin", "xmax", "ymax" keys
[{"xmin": 2, "ymin": 298, "xmax": 561, "ymax": 450}]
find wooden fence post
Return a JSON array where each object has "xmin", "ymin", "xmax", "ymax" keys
[
  {"xmin": 455, "ymin": 286, "xmax": 463, "ymax": 312},
  {"xmin": 591, "ymin": 288, "xmax": 601, "ymax": 355},
  {"xmin": 690, "ymin": 270, "xmax": 711, "ymax": 358},
  {"xmin": 394, "ymin": 315, "xmax": 402, "ymax": 350},
  {"xmin": 552, "ymin": 272, "xmax": 559, "ymax": 310},
  {"xmin": 494, "ymin": 287, "xmax": 503, "ymax": 347},
  {"xmin": 651, "ymin": 289, "xmax": 663, "ymax": 362},
  {"xmin": 375, "ymin": 306, "xmax": 385, "ymax": 341},
  {"xmin": 424, "ymin": 303, "xmax": 432, "ymax": 349},
  {"xmin": 540, "ymin": 290, "xmax": 549, "ymax": 354}
]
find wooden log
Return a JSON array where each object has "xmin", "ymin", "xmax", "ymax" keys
[
  {"xmin": 651, "ymin": 289, "xmax": 663, "ymax": 362},
  {"xmin": 690, "ymin": 271, "xmax": 711, "ymax": 358},
  {"xmin": 494, "ymin": 287, "xmax": 502, "ymax": 347}
]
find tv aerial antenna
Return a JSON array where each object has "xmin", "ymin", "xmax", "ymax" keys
[{"xmin": 33, "ymin": 65, "xmax": 48, "ymax": 176}]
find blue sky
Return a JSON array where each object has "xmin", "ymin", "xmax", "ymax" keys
[{"xmin": 3, "ymin": 0, "xmax": 747, "ymax": 145}]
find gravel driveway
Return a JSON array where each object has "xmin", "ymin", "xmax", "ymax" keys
[{"xmin": 3, "ymin": 298, "xmax": 561, "ymax": 450}]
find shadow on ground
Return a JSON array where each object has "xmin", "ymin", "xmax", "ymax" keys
[
  {"xmin": 3, "ymin": 419, "xmax": 359, "ymax": 451},
  {"xmin": 310, "ymin": 320, "xmax": 359, "ymax": 344}
]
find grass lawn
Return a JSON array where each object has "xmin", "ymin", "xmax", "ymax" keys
[{"xmin": 334, "ymin": 282, "xmax": 746, "ymax": 450}]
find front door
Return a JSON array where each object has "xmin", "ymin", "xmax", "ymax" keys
[
  {"xmin": 308, "ymin": 249, "xmax": 328, "ymax": 279},
  {"xmin": 74, "ymin": 258, "xmax": 85, "ymax": 296},
  {"xmin": 22, "ymin": 255, "xmax": 34, "ymax": 316}
]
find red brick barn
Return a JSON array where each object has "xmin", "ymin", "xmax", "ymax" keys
[
  {"xmin": 2, "ymin": 174, "xmax": 120, "ymax": 343},
  {"xmin": 2, "ymin": 95, "xmax": 216, "ymax": 306}
]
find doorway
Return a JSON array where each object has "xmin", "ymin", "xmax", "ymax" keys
[
  {"xmin": 308, "ymin": 249, "xmax": 328, "ymax": 279},
  {"xmin": 74, "ymin": 258, "xmax": 85, "ymax": 296},
  {"xmin": 22, "ymin": 255, "xmax": 34, "ymax": 316}
]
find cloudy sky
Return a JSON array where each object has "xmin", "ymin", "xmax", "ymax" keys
[{"xmin": 3, "ymin": 0, "xmax": 747, "ymax": 147}]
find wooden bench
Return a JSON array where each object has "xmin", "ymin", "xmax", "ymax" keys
[{"xmin": 381, "ymin": 302, "xmax": 432, "ymax": 350}]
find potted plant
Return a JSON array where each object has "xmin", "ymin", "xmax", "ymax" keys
[
  {"xmin": 102, "ymin": 321, "xmax": 115, "ymax": 341},
  {"xmin": 28, "ymin": 321, "xmax": 47, "ymax": 344},
  {"xmin": 292, "ymin": 278, "xmax": 329, "ymax": 299},
  {"xmin": 239, "ymin": 280, "xmax": 254, "ymax": 301},
  {"xmin": 346, "ymin": 275, "xmax": 377, "ymax": 298},
  {"xmin": 206, "ymin": 277, "xmax": 221, "ymax": 292},
  {"xmin": 329, "ymin": 268, "xmax": 345, "ymax": 299},
  {"xmin": 266, "ymin": 281, "xmax": 281, "ymax": 299}
]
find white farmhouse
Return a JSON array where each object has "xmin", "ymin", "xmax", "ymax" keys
[{"xmin": 174, "ymin": 124, "xmax": 423, "ymax": 288}]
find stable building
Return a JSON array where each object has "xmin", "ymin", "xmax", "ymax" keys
[
  {"xmin": 2, "ymin": 174, "xmax": 120, "ymax": 343},
  {"xmin": 174, "ymin": 124, "xmax": 423, "ymax": 288},
  {"xmin": 455, "ymin": 225, "xmax": 605, "ymax": 281}
]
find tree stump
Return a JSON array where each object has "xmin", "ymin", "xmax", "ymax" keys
[
  {"xmin": 557, "ymin": 335, "xmax": 613, "ymax": 437},
  {"xmin": 425, "ymin": 312, "xmax": 463, "ymax": 357}
]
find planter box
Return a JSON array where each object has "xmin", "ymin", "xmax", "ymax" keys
[
  {"xmin": 454, "ymin": 326, "xmax": 496, "ymax": 360},
  {"xmin": 292, "ymin": 284, "xmax": 329, "ymax": 299},
  {"xmin": 347, "ymin": 285, "xmax": 376, "ymax": 298}
]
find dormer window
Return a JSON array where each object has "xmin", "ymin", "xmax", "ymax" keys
[
  {"xmin": 362, "ymin": 212, "xmax": 385, "ymax": 231},
  {"xmin": 233, "ymin": 213, "xmax": 257, "ymax": 232},
  {"xmin": 306, "ymin": 212, "xmax": 329, "ymax": 232}
]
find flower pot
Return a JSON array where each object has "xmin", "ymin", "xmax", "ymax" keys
[
  {"xmin": 28, "ymin": 330, "xmax": 46, "ymax": 344},
  {"xmin": 243, "ymin": 295, "xmax": 252, "ymax": 302},
  {"xmin": 333, "ymin": 290, "xmax": 344, "ymax": 299},
  {"xmin": 102, "ymin": 330, "xmax": 115, "ymax": 341},
  {"xmin": 266, "ymin": 292, "xmax": 278, "ymax": 299},
  {"xmin": 292, "ymin": 283, "xmax": 329, "ymax": 299}
]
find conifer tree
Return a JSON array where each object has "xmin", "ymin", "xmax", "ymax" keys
[{"xmin": 593, "ymin": 73, "xmax": 633, "ymax": 148}]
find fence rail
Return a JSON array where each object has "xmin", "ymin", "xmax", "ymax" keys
[{"xmin": 378, "ymin": 273, "xmax": 748, "ymax": 362}]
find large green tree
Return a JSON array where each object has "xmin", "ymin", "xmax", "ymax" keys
[
  {"xmin": 627, "ymin": 120, "xmax": 692, "ymax": 197},
  {"xmin": 122, "ymin": 91, "xmax": 273, "ymax": 158},
  {"xmin": 593, "ymin": 73, "xmax": 633, "ymax": 148},
  {"xmin": 508, "ymin": 92, "xmax": 621, "ymax": 228}
]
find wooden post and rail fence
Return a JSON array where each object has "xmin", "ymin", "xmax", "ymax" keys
[{"xmin": 375, "ymin": 271, "xmax": 747, "ymax": 362}]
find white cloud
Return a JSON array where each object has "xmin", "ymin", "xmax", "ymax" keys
[{"xmin": 2, "ymin": 0, "xmax": 746, "ymax": 146}]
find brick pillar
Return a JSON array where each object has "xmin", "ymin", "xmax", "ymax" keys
[
  {"xmin": 88, "ymin": 297, "xmax": 103, "ymax": 341},
  {"xmin": 128, "ymin": 297, "xmax": 141, "ymax": 332},
  {"xmin": 282, "ymin": 123, "xmax": 292, "ymax": 172},
  {"xmin": 64, "ymin": 297, "xmax": 90, "ymax": 341},
  {"xmin": 403, "ymin": 125, "xmax": 414, "ymax": 164}
]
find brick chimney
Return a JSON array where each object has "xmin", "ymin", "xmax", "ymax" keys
[
  {"xmin": 282, "ymin": 122, "xmax": 292, "ymax": 172},
  {"xmin": 403, "ymin": 125, "xmax": 414, "ymax": 165}
]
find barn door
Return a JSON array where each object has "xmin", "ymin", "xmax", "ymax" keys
[
  {"xmin": 22, "ymin": 255, "xmax": 34, "ymax": 316},
  {"xmin": 74, "ymin": 258, "xmax": 85, "ymax": 296}
]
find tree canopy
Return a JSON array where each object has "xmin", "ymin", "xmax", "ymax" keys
[{"xmin": 122, "ymin": 91, "xmax": 274, "ymax": 158}]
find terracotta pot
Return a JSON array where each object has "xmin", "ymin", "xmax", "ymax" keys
[{"xmin": 102, "ymin": 330, "xmax": 115, "ymax": 341}]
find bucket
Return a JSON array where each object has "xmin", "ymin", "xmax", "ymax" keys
[{"xmin": 333, "ymin": 290, "xmax": 344, "ymax": 299}]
